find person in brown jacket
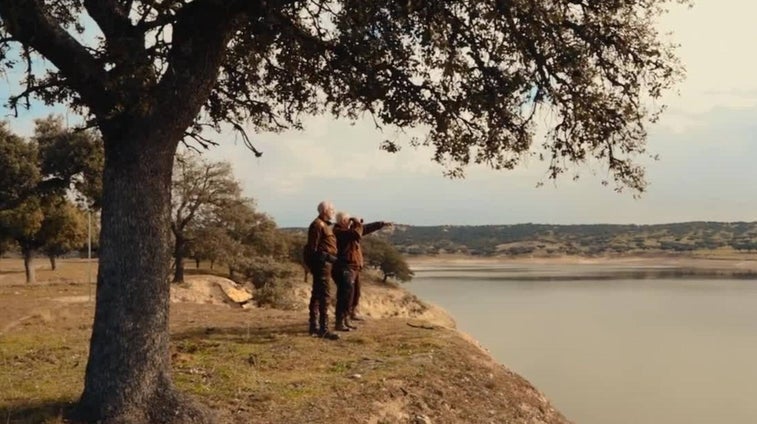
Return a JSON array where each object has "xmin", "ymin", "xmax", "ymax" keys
[
  {"xmin": 332, "ymin": 211, "xmax": 391, "ymax": 331},
  {"xmin": 304, "ymin": 201, "xmax": 339, "ymax": 340}
]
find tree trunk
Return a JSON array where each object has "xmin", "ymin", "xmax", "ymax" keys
[
  {"xmin": 210, "ymin": 260, "xmax": 215, "ymax": 270},
  {"xmin": 23, "ymin": 248, "xmax": 35, "ymax": 283},
  {"xmin": 195, "ymin": 258, "xmax": 200, "ymax": 268},
  {"xmin": 49, "ymin": 255, "xmax": 57, "ymax": 271},
  {"xmin": 173, "ymin": 235, "xmax": 186, "ymax": 283},
  {"xmin": 76, "ymin": 136, "xmax": 211, "ymax": 423}
]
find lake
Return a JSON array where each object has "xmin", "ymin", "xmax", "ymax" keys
[{"xmin": 407, "ymin": 263, "xmax": 757, "ymax": 424}]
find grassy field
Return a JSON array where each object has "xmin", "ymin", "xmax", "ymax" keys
[{"xmin": 0, "ymin": 259, "xmax": 568, "ymax": 424}]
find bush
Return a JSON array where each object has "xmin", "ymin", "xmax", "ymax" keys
[
  {"xmin": 240, "ymin": 256, "xmax": 299, "ymax": 310},
  {"xmin": 241, "ymin": 256, "xmax": 296, "ymax": 289},
  {"xmin": 254, "ymin": 280, "xmax": 298, "ymax": 310}
]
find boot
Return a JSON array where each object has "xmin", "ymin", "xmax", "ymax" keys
[
  {"xmin": 308, "ymin": 322, "xmax": 318, "ymax": 337},
  {"xmin": 335, "ymin": 318, "xmax": 352, "ymax": 332},
  {"xmin": 344, "ymin": 317, "xmax": 358, "ymax": 330},
  {"xmin": 318, "ymin": 312, "xmax": 339, "ymax": 339}
]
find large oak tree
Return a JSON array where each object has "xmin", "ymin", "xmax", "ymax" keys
[{"xmin": 0, "ymin": 1, "xmax": 685, "ymax": 422}]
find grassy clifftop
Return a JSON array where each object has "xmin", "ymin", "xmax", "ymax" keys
[{"xmin": 0, "ymin": 259, "xmax": 569, "ymax": 424}]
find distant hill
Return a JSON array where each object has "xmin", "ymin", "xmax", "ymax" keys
[
  {"xmin": 379, "ymin": 222, "xmax": 757, "ymax": 257},
  {"xmin": 281, "ymin": 222, "xmax": 757, "ymax": 257}
]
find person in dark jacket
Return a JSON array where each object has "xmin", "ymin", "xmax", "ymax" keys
[
  {"xmin": 332, "ymin": 211, "xmax": 391, "ymax": 331},
  {"xmin": 304, "ymin": 201, "xmax": 339, "ymax": 340}
]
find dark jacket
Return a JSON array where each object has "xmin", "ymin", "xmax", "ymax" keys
[
  {"xmin": 334, "ymin": 221, "xmax": 386, "ymax": 270},
  {"xmin": 304, "ymin": 216, "xmax": 337, "ymax": 270}
]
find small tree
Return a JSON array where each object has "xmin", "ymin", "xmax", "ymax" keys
[
  {"xmin": 39, "ymin": 198, "xmax": 88, "ymax": 270},
  {"xmin": 0, "ymin": 198, "xmax": 44, "ymax": 283},
  {"xmin": 379, "ymin": 249, "xmax": 414, "ymax": 283},
  {"xmin": 362, "ymin": 237, "xmax": 414, "ymax": 282},
  {"xmin": 171, "ymin": 153, "xmax": 241, "ymax": 282},
  {"xmin": 189, "ymin": 222, "xmax": 237, "ymax": 270}
]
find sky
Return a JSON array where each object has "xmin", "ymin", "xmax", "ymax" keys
[{"xmin": 3, "ymin": 1, "xmax": 757, "ymax": 227}]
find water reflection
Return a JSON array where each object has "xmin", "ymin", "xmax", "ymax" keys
[
  {"xmin": 407, "ymin": 264, "xmax": 757, "ymax": 424},
  {"xmin": 415, "ymin": 264, "xmax": 757, "ymax": 281}
]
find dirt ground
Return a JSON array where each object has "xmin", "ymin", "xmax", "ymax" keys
[{"xmin": 0, "ymin": 259, "xmax": 569, "ymax": 424}]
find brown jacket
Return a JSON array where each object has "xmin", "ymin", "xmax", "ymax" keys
[
  {"xmin": 305, "ymin": 216, "xmax": 337, "ymax": 269},
  {"xmin": 334, "ymin": 221, "xmax": 386, "ymax": 270}
]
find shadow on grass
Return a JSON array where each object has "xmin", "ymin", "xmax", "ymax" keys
[
  {"xmin": 173, "ymin": 322, "xmax": 309, "ymax": 346},
  {"xmin": 1, "ymin": 400, "xmax": 76, "ymax": 424}
]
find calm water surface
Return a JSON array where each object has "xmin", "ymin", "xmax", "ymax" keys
[{"xmin": 407, "ymin": 264, "xmax": 757, "ymax": 424}]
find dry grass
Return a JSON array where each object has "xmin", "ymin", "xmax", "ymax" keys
[{"xmin": 0, "ymin": 258, "xmax": 568, "ymax": 424}]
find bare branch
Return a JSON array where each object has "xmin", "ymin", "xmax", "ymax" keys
[{"xmin": 231, "ymin": 122, "xmax": 263, "ymax": 157}]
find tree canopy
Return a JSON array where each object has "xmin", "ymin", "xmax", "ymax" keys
[
  {"xmin": 1, "ymin": 0, "xmax": 685, "ymax": 190},
  {"xmin": 0, "ymin": 119, "xmax": 95, "ymax": 282}
]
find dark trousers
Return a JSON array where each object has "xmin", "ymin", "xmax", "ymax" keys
[
  {"xmin": 349, "ymin": 272, "xmax": 361, "ymax": 316},
  {"xmin": 308, "ymin": 263, "xmax": 332, "ymax": 332},
  {"xmin": 333, "ymin": 265, "xmax": 356, "ymax": 324}
]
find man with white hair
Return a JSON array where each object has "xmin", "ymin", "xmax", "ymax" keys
[{"xmin": 304, "ymin": 200, "xmax": 339, "ymax": 340}]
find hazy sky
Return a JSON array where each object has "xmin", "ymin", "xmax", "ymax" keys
[{"xmin": 3, "ymin": 1, "xmax": 757, "ymax": 227}]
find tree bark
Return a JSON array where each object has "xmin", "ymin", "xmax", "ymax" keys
[
  {"xmin": 23, "ymin": 248, "xmax": 35, "ymax": 283},
  {"xmin": 76, "ymin": 134, "xmax": 212, "ymax": 423},
  {"xmin": 49, "ymin": 255, "xmax": 57, "ymax": 271},
  {"xmin": 173, "ymin": 235, "xmax": 185, "ymax": 283}
]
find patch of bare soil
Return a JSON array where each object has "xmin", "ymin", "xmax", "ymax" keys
[{"xmin": 170, "ymin": 275, "xmax": 253, "ymax": 307}]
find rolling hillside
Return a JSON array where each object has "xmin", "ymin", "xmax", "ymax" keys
[{"xmin": 382, "ymin": 222, "xmax": 757, "ymax": 257}]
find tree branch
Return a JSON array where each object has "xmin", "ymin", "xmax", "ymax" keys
[
  {"xmin": 0, "ymin": 0, "xmax": 110, "ymax": 114},
  {"xmin": 151, "ymin": 0, "xmax": 241, "ymax": 132},
  {"xmin": 83, "ymin": 0, "xmax": 131, "ymax": 40},
  {"xmin": 231, "ymin": 122, "xmax": 263, "ymax": 157}
]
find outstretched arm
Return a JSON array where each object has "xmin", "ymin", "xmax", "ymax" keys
[{"xmin": 363, "ymin": 221, "xmax": 390, "ymax": 236}]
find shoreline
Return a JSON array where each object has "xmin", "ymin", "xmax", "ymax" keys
[{"xmin": 406, "ymin": 253, "xmax": 757, "ymax": 273}]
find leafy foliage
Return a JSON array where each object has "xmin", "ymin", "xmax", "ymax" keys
[
  {"xmin": 170, "ymin": 152, "xmax": 242, "ymax": 282},
  {"xmin": 0, "ymin": 119, "xmax": 95, "ymax": 281},
  {"xmin": 0, "ymin": 123, "xmax": 40, "ymax": 211},
  {"xmin": 362, "ymin": 236, "xmax": 414, "ymax": 282},
  {"xmin": 33, "ymin": 116, "xmax": 104, "ymax": 208},
  {"xmin": 0, "ymin": 0, "xmax": 686, "ymax": 190},
  {"xmin": 39, "ymin": 197, "xmax": 88, "ymax": 263}
]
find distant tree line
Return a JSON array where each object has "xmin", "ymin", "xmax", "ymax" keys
[{"xmin": 385, "ymin": 222, "xmax": 757, "ymax": 257}]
